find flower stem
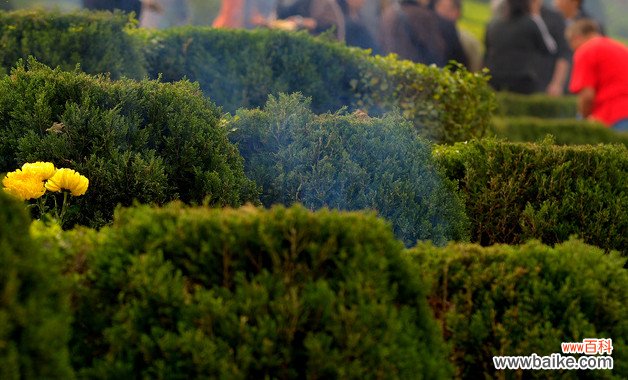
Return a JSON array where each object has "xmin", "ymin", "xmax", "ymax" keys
[
  {"xmin": 37, "ymin": 197, "xmax": 46, "ymax": 219},
  {"xmin": 37, "ymin": 197, "xmax": 46, "ymax": 215},
  {"xmin": 59, "ymin": 191, "xmax": 69, "ymax": 225},
  {"xmin": 53, "ymin": 194, "xmax": 59, "ymax": 220}
]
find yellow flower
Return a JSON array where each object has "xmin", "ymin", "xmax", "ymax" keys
[
  {"xmin": 2, "ymin": 169, "xmax": 46, "ymax": 200},
  {"xmin": 45, "ymin": 168, "xmax": 89, "ymax": 196},
  {"xmin": 21, "ymin": 161, "xmax": 57, "ymax": 181}
]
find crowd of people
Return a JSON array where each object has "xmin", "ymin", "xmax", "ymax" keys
[
  {"xmin": 75, "ymin": 0, "xmax": 628, "ymax": 130},
  {"xmin": 76, "ymin": 0, "xmax": 487, "ymax": 72}
]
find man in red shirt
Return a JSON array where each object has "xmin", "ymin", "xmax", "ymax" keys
[{"xmin": 567, "ymin": 19, "xmax": 628, "ymax": 131}]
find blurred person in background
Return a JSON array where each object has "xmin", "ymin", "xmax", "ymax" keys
[
  {"xmin": 357, "ymin": 0, "xmax": 384, "ymax": 38},
  {"xmin": 492, "ymin": 0, "xmax": 570, "ymax": 93},
  {"xmin": 551, "ymin": 0, "xmax": 607, "ymax": 96},
  {"xmin": 552, "ymin": 0, "xmax": 605, "ymax": 34},
  {"xmin": 249, "ymin": 0, "xmax": 281, "ymax": 28},
  {"xmin": 484, "ymin": 0, "xmax": 556, "ymax": 94},
  {"xmin": 490, "ymin": 0, "xmax": 507, "ymax": 17},
  {"xmin": 533, "ymin": 0, "xmax": 570, "ymax": 96},
  {"xmin": 213, "ymin": 0, "xmax": 246, "ymax": 28},
  {"xmin": 337, "ymin": 0, "xmax": 381, "ymax": 52},
  {"xmin": 567, "ymin": 19, "xmax": 628, "ymax": 131},
  {"xmin": 276, "ymin": 0, "xmax": 346, "ymax": 40},
  {"xmin": 380, "ymin": 0, "xmax": 446, "ymax": 66},
  {"xmin": 140, "ymin": 0, "xmax": 188, "ymax": 29},
  {"xmin": 429, "ymin": 0, "xmax": 473, "ymax": 70},
  {"xmin": 213, "ymin": 0, "xmax": 281, "ymax": 29},
  {"xmin": 553, "ymin": 0, "xmax": 591, "ymax": 25}
]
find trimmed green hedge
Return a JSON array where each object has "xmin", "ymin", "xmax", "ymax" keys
[
  {"xmin": 139, "ymin": 27, "xmax": 364, "ymax": 115},
  {"xmin": 435, "ymin": 139, "xmax": 628, "ymax": 254},
  {"xmin": 64, "ymin": 203, "xmax": 451, "ymax": 379},
  {"xmin": 0, "ymin": 10, "xmax": 495, "ymax": 143},
  {"xmin": 0, "ymin": 60, "xmax": 258, "ymax": 227},
  {"xmin": 0, "ymin": 9, "xmax": 145, "ymax": 79},
  {"xmin": 353, "ymin": 59, "xmax": 496, "ymax": 143},
  {"xmin": 490, "ymin": 117, "xmax": 628, "ymax": 146},
  {"xmin": 229, "ymin": 94, "xmax": 470, "ymax": 247},
  {"xmin": 139, "ymin": 27, "xmax": 495, "ymax": 143},
  {"xmin": 411, "ymin": 239, "xmax": 628, "ymax": 379},
  {"xmin": 496, "ymin": 92, "xmax": 578, "ymax": 119},
  {"xmin": 0, "ymin": 192, "xmax": 73, "ymax": 379}
]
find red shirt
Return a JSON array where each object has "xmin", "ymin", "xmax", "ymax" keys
[
  {"xmin": 213, "ymin": 0, "xmax": 245, "ymax": 28},
  {"xmin": 569, "ymin": 36, "xmax": 628, "ymax": 126}
]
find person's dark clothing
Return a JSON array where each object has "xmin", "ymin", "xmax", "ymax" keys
[
  {"xmin": 380, "ymin": 2, "xmax": 446, "ymax": 66},
  {"xmin": 436, "ymin": 15, "xmax": 468, "ymax": 67},
  {"xmin": 83, "ymin": 0, "xmax": 141, "ymax": 15},
  {"xmin": 485, "ymin": 15, "xmax": 552, "ymax": 94},
  {"xmin": 534, "ymin": 6, "xmax": 569, "ymax": 90},
  {"xmin": 345, "ymin": 19, "xmax": 381, "ymax": 54},
  {"xmin": 277, "ymin": 0, "xmax": 342, "ymax": 36},
  {"xmin": 336, "ymin": 0, "xmax": 380, "ymax": 53},
  {"xmin": 277, "ymin": 0, "xmax": 310, "ymax": 18}
]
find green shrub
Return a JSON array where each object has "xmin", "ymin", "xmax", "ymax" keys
[
  {"xmin": 140, "ymin": 27, "xmax": 494, "ymax": 143},
  {"xmin": 0, "ymin": 60, "xmax": 258, "ymax": 227},
  {"xmin": 496, "ymin": 92, "xmax": 578, "ymax": 118},
  {"xmin": 139, "ymin": 27, "xmax": 365, "ymax": 114},
  {"xmin": 490, "ymin": 117, "xmax": 628, "ymax": 146},
  {"xmin": 0, "ymin": 9, "xmax": 145, "ymax": 79},
  {"xmin": 410, "ymin": 239, "xmax": 628, "ymax": 379},
  {"xmin": 434, "ymin": 139, "xmax": 628, "ymax": 254},
  {"xmin": 0, "ymin": 191, "xmax": 73, "ymax": 379},
  {"xmin": 229, "ymin": 93, "xmax": 470, "ymax": 247},
  {"xmin": 65, "ymin": 203, "xmax": 451, "ymax": 379},
  {"xmin": 0, "ymin": 10, "xmax": 494, "ymax": 143},
  {"xmin": 353, "ymin": 58, "xmax": 496, "ymax": 143}
]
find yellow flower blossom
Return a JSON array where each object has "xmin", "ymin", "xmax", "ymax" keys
[
  {"xmin": 45, "ymin": 168, "xmax": 89, "ymax": 196},
  {"xmin": 2, "ymin": 169, "xmax": 46, "ymax": 200},
  {"xmin": 21, "ymin": 161, "xmax": 57, "ymax": 181}
]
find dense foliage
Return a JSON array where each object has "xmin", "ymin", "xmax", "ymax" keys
[
  {"xmin": 495, "ymin": 92, "xmax": 578, "ymax": 119},
  {"xmin": 63, "ymin": 203, "xmax": 451, "ymax": 379},
  {"xmin": 139, "ymin": 27, "xmax": 364, "ymax": 115},
  {"xmin": 140, "ymin": 27, "xmax": 494, "ymax": 143},
  {"xmin": 353, "ymin": 58, "xmax": 496, "ymax": 143},
  {"xmin": 0, "ymin": 60, "xmax": 258, "ymax": 227},
  {"xmin": 0, "ymin": 9, "xmax": 145, "ymax": 79},
  {"xmin": 435, "ymin": 139, "xmax": 628, "ymax": 254},
  {"xmin": 0, "ymin": 192, "xmax": 73, "ymax": 379},
  {"xmin": 0, "ymin": 9, "xmax": 496, "ymax": 144},
  {"xmin": 490, "ymin": 117, "xmax": 628, "ymax": 146},
  {"xmin": 411, "ymin": 239, "xmax": 628, "ymax": 379},
  {"xmin": 229, "ymin": 94, "xmax": 470, "ymax": 246}
]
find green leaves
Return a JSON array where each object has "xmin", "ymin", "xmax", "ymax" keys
[
  {"xmin": 66, "ymin": 203, "xmax": 451, "ymax": 379},
  {"xmin": 0, "ymin": 9, "xmax": 146, "ymax": 79},
  {"xmin": 436, "ymin": 139, "xmax": 628, "ymax": 254},
  {"xmin": 354, "ymin": 58, "xmax": 496, "ymax": 143},
  {"xmin": 141, "ymin": 27, "xmax": 494, "ymax": 144},
  {"xmin": 411, "ymin": 239, "xmax": 628, "ymax": 379},
  {"xmin": 230, "ymin": 94, "xmax": 470, "ymax": 247},
  {"xmin": 0, "ymin": 192, "xmax": 74, "ymax": 379},
  {"xmin": 0, "ymin": 61, "xmax": 259, "ymax": 227}
]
